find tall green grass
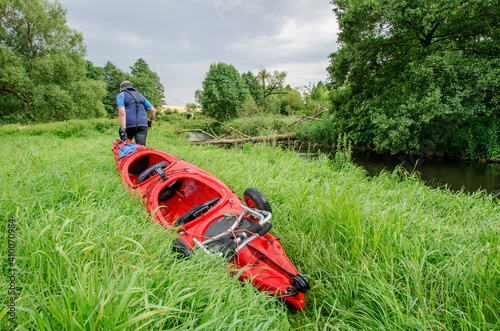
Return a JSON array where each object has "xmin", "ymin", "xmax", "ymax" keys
[
  {"xmin": 1, "ymin": 119, "xmax": 499, "ymax": 330},
  {"xmin": 0, "ymin": 123, "xmax": 288, "ymax": 330}
]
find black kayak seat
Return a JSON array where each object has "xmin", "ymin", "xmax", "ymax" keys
[
  {"xmin": 136, "ymin": 161, "xmax": 170, "ymax": 184},
  {"xmin": 175, "ymin": 197, "xmax": 220, "ymax": 226}
]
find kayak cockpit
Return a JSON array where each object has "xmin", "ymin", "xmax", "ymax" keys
[{"xmin": 152, "ymin": 177, "xmax": 224, "ymax": 227}]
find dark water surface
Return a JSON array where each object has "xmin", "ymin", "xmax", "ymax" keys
[{"xmin": 350, "ymin": 150, "xmax": 500, "ymax": 196}]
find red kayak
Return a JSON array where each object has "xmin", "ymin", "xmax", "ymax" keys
[{"xmin": 112, "ymin": 139, "xmax": 309, "ymax": 310}]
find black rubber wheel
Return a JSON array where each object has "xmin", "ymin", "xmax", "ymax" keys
[
  {"xmin": 173, "ymin": 238, "xmax": 193, "ymax": 258},
  {"xmin": 243, "ymin": 187, "xmax": 272, "ymax": 213},
  {"xmin": 292, "ymin": 274, "xmax": 310, "ymax": 293},
  {"xmin": 136, "ymin": 161, "xmax": 169, "ymax": 184}
]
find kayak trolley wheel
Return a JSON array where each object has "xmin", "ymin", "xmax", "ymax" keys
[
  {"xmin": 243, "ymin": 187, "xmax": 272, "ymax": 213},
  {"xmin": 137, "ymin": 161, "xmax": 169, "ymax": 184},
  {"xmin": 292, "ymin": 274, "xmax": 310, "ymax": 294},
  {"xmin": 173, "ymin": 238, "xmax": 193, "ymax": 258}
]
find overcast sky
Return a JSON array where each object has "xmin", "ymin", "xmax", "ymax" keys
[{"xmin": 60, "ymin": 0, "xmax": 339, "ymax": 106}]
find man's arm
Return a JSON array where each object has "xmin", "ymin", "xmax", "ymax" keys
[
  {"xmin": 148, "ymin": 107, "xmax": 156, "ymax": 122},
  {"xmin": 118, "ymin": 107, "xmax": 126, "ymax": 129},
  {"xmin": 144, "ymin": 97, "xmax": 156, "ymax": 126},
  {"xmin": 116, "ymin": 92, "xmax": 127, "ymax": 129}
]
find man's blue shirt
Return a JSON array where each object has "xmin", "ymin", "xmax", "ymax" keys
[{"xmin": 116, "ymin": 92, "xmax": 153, "ymax": 110}]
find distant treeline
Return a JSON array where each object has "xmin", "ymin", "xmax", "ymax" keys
[
  {"xmin": 197, "ymin": 63, "xmax": 330, "ymax": 121},
  {"xmin": 0, "ymin": 0, "xmax": 165, "ymax": 124}
]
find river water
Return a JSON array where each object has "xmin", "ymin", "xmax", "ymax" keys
[{"xmin": 350, "ymin": 150, "xmax": 500, "ymax": 196}]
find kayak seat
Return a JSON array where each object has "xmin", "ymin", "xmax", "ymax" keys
[
  {"xmin": 137, "ymin": 161, "xmax": 170, "ymax": 184},
  {"xmin": 175, "ymin": 197, "xmax": 220, "ymax": 226}
]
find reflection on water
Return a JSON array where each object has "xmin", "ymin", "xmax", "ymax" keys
[
  {"xmin": 188, "ymin": 132, "xmax": 212, "ymax": 142},
  {"xmin": 351, "ymin": 150, "xmax": 500, "ymax": 196}
]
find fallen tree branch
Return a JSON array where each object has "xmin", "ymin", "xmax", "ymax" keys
[
  {"xmin": 301, "ymin": 116, "xmax": 322, "ymax": 121},
  {"xmin": 205, "ymin": 122, "xmax": 221, "ymax": 140},
  {"xmin": 191, "ymin": 133, "xmax": 297, "ymax": 146},
  {"xmin": 228, "ymin": 126, "xmax": 251, "ymax": 138},
  {"xmin": 288, "ymin": 107, "xmax": 326, "ymax": 127},
  {"xmin": 207, "ymin": 120, "xmax": 252, "ymax": 139}
]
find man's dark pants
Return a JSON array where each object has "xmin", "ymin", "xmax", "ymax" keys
[{"xmin": 126, "ymin": 126, "xmax": 148, "ymax": 146}]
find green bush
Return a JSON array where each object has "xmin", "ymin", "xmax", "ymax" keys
[
  {"xmin": 155, "ymin": 108, "xmax": 184, "ymax": 122},
  {"xmin": 301, "ymin": 115, "xmax": 500, "ymax": 159},
  {"xmin": 0, "ymin": 118, "xmax": 116, "ymax": 138}
]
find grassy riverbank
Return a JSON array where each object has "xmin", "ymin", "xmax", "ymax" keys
[{"xmin": 1, "ymin": 119, "xmax": 499, "ymax": 330}]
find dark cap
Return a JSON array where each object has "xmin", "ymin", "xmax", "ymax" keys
[{"xmin": 120, "ymin": 80, "xmax": 133, "ymax": 89}]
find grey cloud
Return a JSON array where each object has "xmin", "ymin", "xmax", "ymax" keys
[{"xmin": 63, "ymin": 0, "xmax": 338, "ymax": 105}]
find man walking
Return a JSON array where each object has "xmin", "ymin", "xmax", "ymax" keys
[{"xmin": 117, "ymin": 80, "xmax": 156, "ymax": 146}]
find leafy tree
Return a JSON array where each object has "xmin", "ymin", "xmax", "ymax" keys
[
  {"xmin": 263, "ymin": 94, "xmax": 283, "ymax": 114},
  {"xmin": 85, "ymin": 60, "xmax": 104, "ymax": 81},
  {"xmin": 0, "ymin": 45, "xmax": 30, "ymax": 121},
  {"xmin": 281, "ymin": 86, "xmax": 304, "ymax": 115},
  {"xmin": 201, "ymin": 62, "xmax": 250, "ymax": 121},
  {"xmin": 257, "ymin": 68, "xmax": 287, "ymax": 108},
  {"xmin": 129, "ymin": 58, "xmax": 165, "ymax": 108},
  {"xmin": 303, "ymin": 81, "xmax": 330, "ymax": 115},
  {"xmin": 310, "ymin": 81, "xmax": 329, "ymax": 104},
  {"xmin": 327, "ymin": 0, "xmax": 500, "ymax": 156},
  {"xmin": 241, "ymin": 71, "xmax": 264, "ymax": 107},
  {"xmin": 101, "ymin": 61, "xmax": 129, "ymax": 117},
  {"xmin": 1, "ymin": 0, "xmax": 85, "ymax": 73},
  {"xmin": 185, "ymin": 103, "xmax": 198, "ymax": 113},
  {"xmin": 240, "ymin": 97, "xmax": 260, "ymax": 117},
  {"xmin": 68, "ymin": 79, "xmax": 108, "ymax": 119},
  {"xmin": 0, "ymin": 0, "xmax": 105, "ymax": 123},
  {"xmin": 194, "ymin": 89, "xmax": 203, "ymax": 107}
]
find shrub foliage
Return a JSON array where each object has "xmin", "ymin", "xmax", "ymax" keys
[
  {"xmin": 0, "ymin": 0, "xmax": 106, "ymax": 123},
  {"xmin": 326, "ymin": 0, "xmax": 500, "ymax": 158}
]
